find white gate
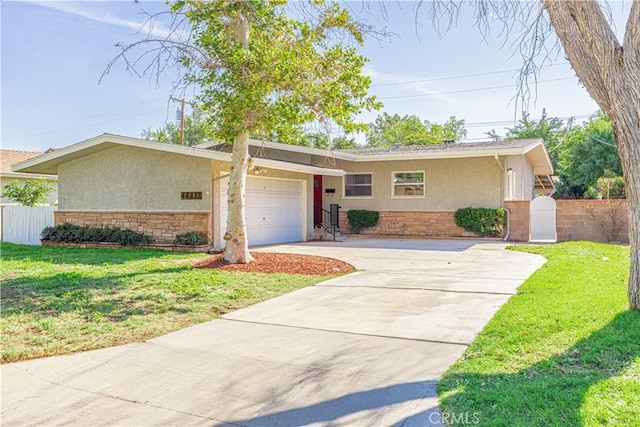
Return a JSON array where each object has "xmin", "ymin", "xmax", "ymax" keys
[
  {"xmin": 1, "ymin": 205, "xmax": 56, "ymax": 245},
  {"xmin": 529, "ymin": 196, "xmax": 557, "ymax": 242}
]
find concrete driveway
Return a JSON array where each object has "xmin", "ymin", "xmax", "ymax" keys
[{"xmin": 1, "ymin": 238, "xmax": 545, "ymax": 426}]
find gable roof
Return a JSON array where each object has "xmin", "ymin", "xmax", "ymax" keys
[
  {"xmin": 13, "ymin": 133, "xmax": 554, "ymax": 177},
  {"xmin": 340, "ymin": 139, "xmax": 541, "ymax": 155},
  {"xmin": 1, "ymin": 149, "xmax": 57, "ymax": 180},
  {"xmin": 12, "ymin": 133, "xmax": 346, "ymax": 177},
  {"xmin": 339, "ymin": 138, "xmax": 554, "ymax": 175},
  {"xmin": 218, "ymin": 137, "xmax": 554, "ymax": 175}
]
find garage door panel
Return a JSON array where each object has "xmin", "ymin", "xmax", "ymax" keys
[{"xmin": 219, "ymin": 177, "xmax": 303, "ymax": 246}]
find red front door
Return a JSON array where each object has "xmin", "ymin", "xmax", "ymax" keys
[{"xmin": 313, "ymin": 175, "xmax": 323, "ymax": 227}]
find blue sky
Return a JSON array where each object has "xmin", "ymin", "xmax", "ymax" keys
[{"xmin": 1, "ymin": 1, "xmax": 632, "ymax": 152}]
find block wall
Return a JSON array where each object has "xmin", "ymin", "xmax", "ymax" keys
[
  {"xmin": 504, "ymin": 199, "xmax": 629, "ymax": 243},
  {"xmin": 556, "ymin": 200, "xmax": 629, "ymax": 243},
  {"xmin": 504, "ymin": 201, "xmax": 530, "ymax": 242}
]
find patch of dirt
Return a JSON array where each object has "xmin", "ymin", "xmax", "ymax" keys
[{"xmin": 193, "ymin": 252, "xmax": 354, "ymax": 276}]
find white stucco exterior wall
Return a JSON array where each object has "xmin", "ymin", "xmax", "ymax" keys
[
  {"xmin": 503, "ymin": 155, "xmax": 535, "ymax": 201},
  {"xmin": 321, "ymin": 156, "xmax": 503, "ymax": 212},
  {"xmin": 58, "ymin": 145, "xmax": 212, "ymax": 211}
]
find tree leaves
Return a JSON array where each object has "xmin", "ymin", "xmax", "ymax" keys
[
  {"xmin": 365, "ymin": 113, "xmax": 467, "ymax": 147},
  {"xmin": 173, "ymin": 0, "xmax": 379, "ymax": 142}
]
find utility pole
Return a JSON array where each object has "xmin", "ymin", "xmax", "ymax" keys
[{"xmin": 170, "ymin": 97, "xmax": 195, "ymax": 146}]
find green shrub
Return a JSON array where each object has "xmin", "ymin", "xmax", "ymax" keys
[
  {"xmin": 41, "ymin": 223, "xmax": 152, "ymax": 246},
  {"xmin": 347, "ymin": 210, "xmax": 380, "ymax": 234},
  {"xmin": 113, "ymin": 229, "xmax": 152, "ymax": 246},
  {"xmin": 173, "ymin": 231, "xmax": 208, "ymax": 246},
  {"xmin": 454, "ymin": 207, "xmax": 506, "ymax": 237},
  {"xmin": 585, "ymin": 176, "xmax": 626, "ymax": 199}
]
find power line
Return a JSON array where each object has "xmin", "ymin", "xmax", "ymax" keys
[
  {"xmin": 3, "ymin": 107, "xmax": 167, "ymax": 141},
  {"xmin": 378, "ymin": 77, "xmax": 578, "ymax": 100},
  {"xmin": 464, "ymin": 113, "xmax": 593, "ymax": 128},
  {"xmin": 589, "ymin": 134, "xmax": 617, "ymax": 147},
  {"xmin": 371, "ymin": 62, "xmax": 570, "ymax": 87},
  {"xmin": 3, "ymin": 95, "xmax": 169, "ymax": 139}
]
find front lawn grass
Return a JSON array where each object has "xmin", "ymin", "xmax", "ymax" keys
[
  {"xmin": 437, "ymin": 241, "xmax": 640, "ymax": 426},
  {"xmin": 0, "ymin": 243, "xmax": 328, "ymax": 363}
]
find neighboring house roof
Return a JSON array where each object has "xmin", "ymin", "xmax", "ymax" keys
[
  {"xmin": 12, "ymin": 133, "xmax": 346, "ymax": 177},
  {"xmin": 1, "ymin": 149, "xmax": 57, "ymax": 180}
]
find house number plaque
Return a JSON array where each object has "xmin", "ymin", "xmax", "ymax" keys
[{"xmin": 181, "ymin": 192, "xmax": 203, "ymax": 200}]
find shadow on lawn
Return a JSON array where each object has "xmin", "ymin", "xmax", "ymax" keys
[
  {"xmin": 1, "ymin": 266, "xmax": 195, "ymax": 318},
  {"xmin": 0, "ymin": 242, "xmax": 199, "ymax": 266},
  {"xmin": 437, "ymin": 310, "xmax": 640, "ymax": 426}
]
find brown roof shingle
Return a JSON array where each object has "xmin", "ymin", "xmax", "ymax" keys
[
  {"xmin": 338, "ymin": 139, "xmax": 543, "ymax": 156},
  {"xmin": 1, "ymin": 150, "xmax": 44, "ymax": 174}
]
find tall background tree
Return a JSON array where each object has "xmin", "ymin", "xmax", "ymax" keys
[
  {"xmin": 501, "ymin": 109, "xmax": 567, "ymax": 167},
  {"xmin": 366, "ymin": 113, "xmax": 467, "ymax": 147},
  {"xmin": 141, "ymin": 107, "xmax": 213, "ymax": 147},
  {"xmin": 492, "ymin": 109, "xmax": 623, "ymax": 199},
  {"xmin": 558, "ymin": 113, "xmax": 623, "ymax": 199},
  {"xmin": 427, "ymin": 0, "xmax": 639, "ymax": 309},
  {"xmin": 106, "ymin": 0, "xmax": 380, "ymax": 263}
]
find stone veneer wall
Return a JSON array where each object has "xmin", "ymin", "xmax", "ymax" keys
[
  {"xmin": 54, "ymin": 211, "xmax": 211, "ymax": 244},
  {"xmin": 503, "ymin": 201, "xmax": 530, "ymax": 242},
  {"xmin": 338, "ymin": 210, "xmax": 469, "ymax": 238}
]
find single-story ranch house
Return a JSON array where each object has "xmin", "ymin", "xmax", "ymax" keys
[{"xmin": 13, "ymin": 133, "xmax": 554, "ymax": 248}]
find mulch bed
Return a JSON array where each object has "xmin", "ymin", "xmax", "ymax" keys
[{"xmin": 193, "ymin": 252, "xmax": 354, "ymax": 275}]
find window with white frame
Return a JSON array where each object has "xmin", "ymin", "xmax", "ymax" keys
[
  {"xmin": 392, "ymin": 171, "xmax": 425, "ymax": 197},
  {"xmin": 344, "ymin": 173, "xmax": 373, "ymax": 197}
]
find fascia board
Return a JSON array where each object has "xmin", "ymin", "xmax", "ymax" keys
[
  {"xmin": 346, "ymin": 148, "xmax": 530, "ymax": 162},
  {"xmin": 13, "ymin": 133, "xmax": 345, "ymax": 176}
]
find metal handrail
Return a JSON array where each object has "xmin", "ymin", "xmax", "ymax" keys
[{"xmin": 314, "ymin": 205, "xmax": 339, "ymax": 240}]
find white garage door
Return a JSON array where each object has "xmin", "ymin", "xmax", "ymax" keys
[{"xmin": 220, "ymin": 176, "xmax": 303, "ymax": 246}]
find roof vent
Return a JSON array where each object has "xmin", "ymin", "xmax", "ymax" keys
[{"xmin": 443, "ymin": 139, "xmax": 455, "ymax": 145}]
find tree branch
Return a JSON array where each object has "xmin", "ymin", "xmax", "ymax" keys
[
  {"xmin": 623, "ymin": 0, "xmax": 640, "ymax": 71},
  {"xmin": 565, "ymin": 1, "xmax": 622, "ymax": 72},
  {"xmin": 542, "ymin": 0, "xmax": 614, "ymax": 111}
]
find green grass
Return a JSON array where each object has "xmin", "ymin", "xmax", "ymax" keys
[
  {"xmin": 437, "ymin": 242, "xmax": 640, "ymax": 426},
  {"xmin": 0, "ymin": 243, "xmax": 330, "ymax": 363}
]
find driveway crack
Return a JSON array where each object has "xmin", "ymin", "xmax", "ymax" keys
[
  {"xmin": 319, "ymin": 284, "xmax": 515, "ymax": 295},
  {"xmin": 220, "ymin": 318, "xmax": 470, "ymax": 346}
]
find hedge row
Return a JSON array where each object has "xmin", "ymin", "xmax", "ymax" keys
[{"xmin": 41, "ymin": 223, "xmax": 152, "ymax": 246}]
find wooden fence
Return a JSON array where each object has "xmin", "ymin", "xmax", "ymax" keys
[{"xmin": 0, "ymin": 205, "xmax": 57, "ymax": 245}]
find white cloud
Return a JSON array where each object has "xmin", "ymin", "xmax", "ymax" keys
[
  {"xmin": 28, "ymin": 1, "xmax": 173, "ymax": 39},
  {"xmin": 363, "ymin": 66, "xmax": 455, "ymax": 104}
]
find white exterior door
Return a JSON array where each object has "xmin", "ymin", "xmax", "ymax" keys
[
  {"xmin": 529, "ymin": 196, "xmax": 557, "ymax": 242},
  {"xmin": 219, "ymin": 176, "xmax": 304, "ymax": 246}
]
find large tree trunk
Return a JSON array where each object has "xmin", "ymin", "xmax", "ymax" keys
[
  {"xmin": 614, "ymin": 123, "xmax": 640, "ymax": 310},
  {"xmin": 222, "ymin": 10, "xmax": 253, "ymax": 264},
  {"xmin": 223, "ymin": 131, "xmax": 254, "ymax": 264},
  {"xmin": 543, "ymin": 0, "xmax": 640, "ymax": 310}
]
